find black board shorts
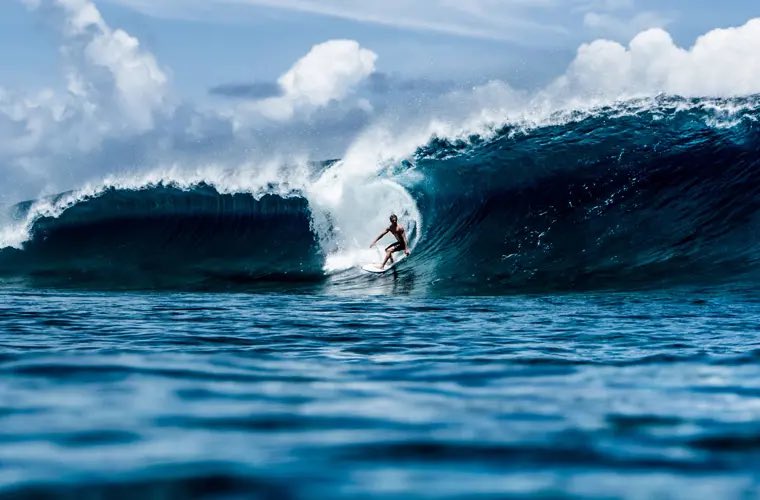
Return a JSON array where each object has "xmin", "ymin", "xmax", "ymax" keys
[{"xmin": 386, "ymin": 241, "xmax": 406, "ymax": 252}]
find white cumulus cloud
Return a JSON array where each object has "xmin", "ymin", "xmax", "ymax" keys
[
  {"xmin": 549, "ymin": 18, "xmax": 760, "ymax": 100},
  {"xmin": 255, "ymin": 40, "xmax": 377, "ymax": 121},
  {"xmin": 0, "ymin": 0, "xmax": 172, "ymax": 201},
  {"xmin": 53, "ymin": 0, "xmax": 169, "ymax": 131},
  {"xmin": 0, "ymin": 0, "xmax": 169, "ymax": 165}
]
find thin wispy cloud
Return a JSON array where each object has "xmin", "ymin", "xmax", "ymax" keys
[{"xmin": 103, "ymin": 0, "xmax": 572, "ymax": 43}]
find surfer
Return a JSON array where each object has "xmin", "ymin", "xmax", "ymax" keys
[{"xmin": 370, "ymin": 214, "xmax": 411, "ymax": 269}]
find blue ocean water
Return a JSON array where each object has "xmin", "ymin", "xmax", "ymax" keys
[
  {"xmin": 1, "ymin": 97, "xmax": 759, "ymax": 498},
  {"xmin": 1, "ymin": 285, "xmax": 760, "ymax": 498}
]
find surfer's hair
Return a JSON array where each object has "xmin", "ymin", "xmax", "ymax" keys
[{"xmin": 389, "ymin": 214, "xmax": 398, "ymax": 222}]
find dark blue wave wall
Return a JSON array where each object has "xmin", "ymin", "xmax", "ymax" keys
[
  {"xmin": 408, "ymin": 97, "xmax": 760, "ymax": 292},
  {"xmin": 0, "ymin": 185, "xmax": 323, "ymax": 289}
]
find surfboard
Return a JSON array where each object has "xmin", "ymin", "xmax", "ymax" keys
[{"xmin": 361, "ymin": 253, "xmax": 407, "ymax": 274}]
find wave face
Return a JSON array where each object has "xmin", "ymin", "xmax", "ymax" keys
[
  {"xmin": 407, "ymin": 97, "xmax": 760, "ymax": 292},
  {"xmin": 1, "ymin": 97, "xmax": 759, "ymax": 292},
  {"xmin": 0, "ymin": 185, "xmax": 324, "ymax": 289}
]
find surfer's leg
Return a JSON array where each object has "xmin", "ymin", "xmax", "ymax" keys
[
  {"xmin": 382, "ymin": 249, "xmax": 395, "ymax": 268},
  {"xmin": 382, "ymin": 243, "xmax": 399, "ymax": 268}
]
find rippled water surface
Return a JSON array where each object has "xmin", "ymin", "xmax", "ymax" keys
[{"xmin": 2, "ymin": 285, "xmax": 760, "ymax": 499}]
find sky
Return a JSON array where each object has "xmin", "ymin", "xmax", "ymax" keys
[
  {"xmin": 0, "ymin": 0, "xmax": 759, "ymax": 211},
  {"xmin": 2, "ymin": 0, "xmax": 757, "ymax": 101}
]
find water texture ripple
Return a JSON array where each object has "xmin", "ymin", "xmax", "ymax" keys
[{"xmin": 1, "ymin": 287, "xmax": 759, "ymax": 498}]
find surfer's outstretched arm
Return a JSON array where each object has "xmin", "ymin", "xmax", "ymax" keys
[
  {"xmin": 402, "ymin": 231, "xmax": 411, "ymax": 255},
  {"xmin": 370, "ymin": 228, "xmax": 389, "ymax": 248}
]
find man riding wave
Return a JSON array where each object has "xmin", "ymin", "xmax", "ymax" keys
[{"xmin": 370, "ymin": 214, "xmax": 411, "ymax": 269}]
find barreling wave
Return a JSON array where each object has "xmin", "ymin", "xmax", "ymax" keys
[
  {"xmin": 0, "ymin": 185, "xmax": 324, "ymax": 289},
  {"xmin": 1, "ymin": 96, "xmax": 759, "ymax": 292},
  {"xmin": 405, "ymin": 96, "xmax": 760, "ymax": 292}
]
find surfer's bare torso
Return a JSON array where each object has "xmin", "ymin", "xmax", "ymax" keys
[{"xmin": 388, "ymin": 223, "xmax": 407, "ymax": 249}]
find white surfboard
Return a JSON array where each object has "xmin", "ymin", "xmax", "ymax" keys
[{"xmin": 361, "ymin": 253, "xmax": 407, "ymax": 274}]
